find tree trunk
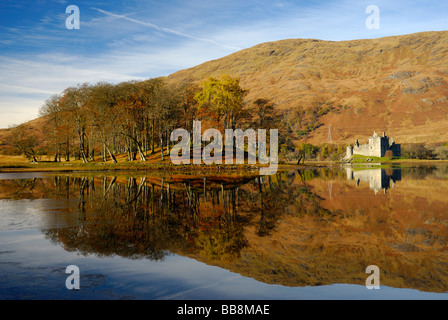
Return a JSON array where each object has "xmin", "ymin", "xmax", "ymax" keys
[
  {"xmin": 151, "ymin": 117, "xmax": 155, "ymax": 154},
  {"xmin": 136, "ymin": 141, "xmax": 147, "ymax": 162},
  {"xmin": 102, "ymin": 142, "xmax": 107, "ymax": 162},
  {"xmin": 77, "ymin": 128, "xmax": 88, "ymax": 163},
  {"xmin": 65, "ymin": 137, "xmax": 70, "ymax": 162},
  {"xmin": 104, "ymin": 142, "xmax": 118, "ymax": 164},
  {"xmin": 160, "ymin": 122, "xmax": 164, "ymax": 161},
  {"xmin": 166, "ymin": 129, "xmax": 170, "ymax": 157}
]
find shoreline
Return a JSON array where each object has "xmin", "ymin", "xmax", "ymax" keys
[{"xmin": 1, "ymin": 159, "xmax": 447, "ymax": 174}]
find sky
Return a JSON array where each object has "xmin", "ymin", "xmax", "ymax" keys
[{"xmin": 0, "ymin": 0, "xmax": 447, "ymax": 129}]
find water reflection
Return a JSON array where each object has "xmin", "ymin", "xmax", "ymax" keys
[
  {"xmin": 345, "ymin": 167, "xmax": 402, "ymax": 194},
  {"xmin": 1, "ymin": 166, "xmax": 448, "ymax": 295}
]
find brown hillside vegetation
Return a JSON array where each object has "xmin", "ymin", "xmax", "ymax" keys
[
  {"xmin": 167, "ymin": 31, "xmax": 448, "ymax": 145},
  {"xmin": 2, "ymin": 31, "xmax": 447, "ymax": 154},
  {"xmin": 0, "ymin": 117, "xmax": 47, "ymax": 154}
]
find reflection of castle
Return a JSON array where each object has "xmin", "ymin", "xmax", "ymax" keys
[
  {"xmin": 346, "ymin": 132, "xmax": 401, "ymax": 159},
  {"xmin": 345, "ymin": 168, "xmax": 402, "ymax": 194}
]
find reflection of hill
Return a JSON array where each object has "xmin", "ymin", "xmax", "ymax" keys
[
  {"xmin": 189, "ymin": 167, "xmax": 448, "ymax": 292},
  {"xmin": 267, "ymin": 166, "xmax": 448, "ymax": 291},
  {"xmin": 2, "ymin": 167, "xmax": 448, "ymax": 293}
]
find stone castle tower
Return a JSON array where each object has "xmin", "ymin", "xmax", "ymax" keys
[{"xmin": 346, "ymin": 132, "xmax": 401, "ymax": 159}]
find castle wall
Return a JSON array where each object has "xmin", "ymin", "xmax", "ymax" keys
[
  {"xmin": 353, "ymin": 136, "xmax": 382, "ymax": 157},
  {"xmin": 353, "ymin": 144, "xmax": 381, "ymax": 157},
  {"xmin": 347, "ymin": 132, "xmax": 401, "ymax": 159}
]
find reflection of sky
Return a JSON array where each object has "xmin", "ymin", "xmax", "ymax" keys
[
  {"xmin": 0, "ymin": 198, "xmax": 79, "ymax": 231},
  {"xmin": 1, "ymin": 229, "xmax": 448, "ymax": 300},
  {"xmin": 0, "ymin": 172, "xmax": 50, "ymax": 180}
]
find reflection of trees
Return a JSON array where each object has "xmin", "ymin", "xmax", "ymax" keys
[
  {"xmin": 41, "ymin": 175, "xmax": 262, "ymax": 263},
  {"xmin": 1, "ymin": 171, "xmax": 335, "ymax": 264},
  {"xmin": 41, "ymin": 172, "xmax": 334, "ymax": 263},
  {"xmin": 234, "ymin": 170, "xmax": 337, "ymax": 238},
  {"xmin": 7, "ymin": 178, "xmax": 38, "ymax": 199},
  {"xmin": 4, "ymin": 168, "xmax": 448, "ymax": 293}
]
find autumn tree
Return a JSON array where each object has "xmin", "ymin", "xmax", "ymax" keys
[
  {"xmin": 112, "ymin": 81, "xmax": 146, "ymax": 161},
  {"xmin": 136, "ymin": 78, "xmax": 166, "ymax": 155},
  {"xmin": 88, "ymin": 82, "xmax": 120, "ymax": 163},
  {"xmin": 252, "ymin": 98, "xmax": 276, "ymax": 129},
  {"xmin": 6, "ymin": 123, "xmax": 40, "ymax": 162},
  {"xmin": 195, "ymin": 75, "xmax": 248, "ymax": 130},
  {"xmin": 152, "ymin": 81, "xmax": 182, "ymax": 161},
  {"xmin": 177, "ymin": 81, "xmax": 199, "ymax": 132},
  {"xmin": 60, "ymin": 83, "xmax": 92, "ymax": 163},
  {"xmin": 295, "ymin": 143, "xmax": 318, "ymax": 164},
  {"xmin": 27, "ymin": 75, "xmax": 253, "ymax": 165},
  {"xmin": 39, "ymin": 94, "xmax": 64, "ymax": 162}
]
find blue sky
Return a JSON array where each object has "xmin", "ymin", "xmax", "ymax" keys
[{"xmin": 0, "ymin": 0, "xmax": 447, "ymax": 128}]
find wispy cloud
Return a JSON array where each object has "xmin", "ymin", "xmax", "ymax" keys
[
  {"xmin": 1, "ymin": 0, "xmax": 447, "ymax": 128},
  {"xmin": 93, "ymin": 7, "xmax": 242, "ymax": 51}
]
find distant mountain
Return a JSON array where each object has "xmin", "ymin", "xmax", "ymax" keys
[
  {"xmin": 3, "ymin": 31, "xmax": 447, "ymax": 151},
  {"xmin": 167, "ymin": 31, "xmax": 448, "ymax": 145}
]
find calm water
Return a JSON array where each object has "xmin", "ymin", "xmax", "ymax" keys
[{"xmin": 1, "ymin": 165, "xmax": 448, "ymax": 300}]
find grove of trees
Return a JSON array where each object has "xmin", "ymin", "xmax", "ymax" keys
[
  {"xmin": 6, "ymin": 75, "xmax": 288, "ymax": 164},
  {"xmin": 36, "ymin": 78, "xmax": 190, "ymax": 163}
]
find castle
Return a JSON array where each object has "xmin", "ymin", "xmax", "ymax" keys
[{"xmin": 345, "ymin": 132, "xmax": 401, "ymax": 159}]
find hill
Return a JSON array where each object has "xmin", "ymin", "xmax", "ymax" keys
[
  {"xmin": 167, "ymin": 31, "xmax": 448, "ymax": 145},
  {"xmin": 2, "ymin": 31, "xmax": 447, "ymax": 153},
  {"xmin": 0, "ymin": 117, "xmax": 47, "ymax": 155}
]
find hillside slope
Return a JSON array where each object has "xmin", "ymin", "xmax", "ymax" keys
[{"xmin": 167, "ymin": 31, "xmax": 448, "ymax": 145}]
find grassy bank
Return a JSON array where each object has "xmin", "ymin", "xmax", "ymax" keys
[
  {"xmin": 346, "ymin": 154, "xmax": 448, "ymax": 164},
  {"xmin": 0, "ymin": 154, "xmax": 264, "ymax": 175},
  {"xmin": 1, "ymin": 154, "xmax": 447, "ymax": 174}
]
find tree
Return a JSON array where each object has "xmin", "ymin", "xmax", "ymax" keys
[
  {"xmin": 434, "ymin": 145, "xmax": 448, "ymax": 160},
  {"xmin": 136, "ymin": 78, "xmax": 166, "ymax": 155},
  {"xmin": 152, "ymin": 81, "xmax": 182, "ymax": 161},
  {"xmin": 88, "ymin": 82, "xmax": 120, "ymax": 163},
  {"xmin": 39, "ymin": 94, "xmax": 64, "ymax": 162},
  {"xmin": 60, "ymin": 83, "xmax": 92, "ymax": 163},
  {"xmin": 111, "ymin": 81, "xmax": 143, "ymax": 161},
  {"xmin": 296, "ymin": 143, "xmax": 317, "ymax": 164},
  {"xmin": 252, "ymin": 98, "xmax": 276, "ymax": 129},
  {"xmin": 384, "ymin": 150, "xmax": 394, "ymax": 160},
  {"xmin": 402, "ymin": 144, "xmax": 434, "ymax": 160},
  {"xmin": 195, "ymin": 75, "xmax": 248, "ymax": 130},
  {"xmin": 6, "ymin": 123, "xmax": 39, "ymax": 162},
  {"xmin": 11, "ymin": 75, "xmax": 255, "ymax": 165},
  {"xmin": 177, "ymin": 81, "xmax": 199, "ymax": 132}
]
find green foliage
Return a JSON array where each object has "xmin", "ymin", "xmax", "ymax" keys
[{"xmin": 195, "ymin": 74, "xmax": 248, "ymax": 130}]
